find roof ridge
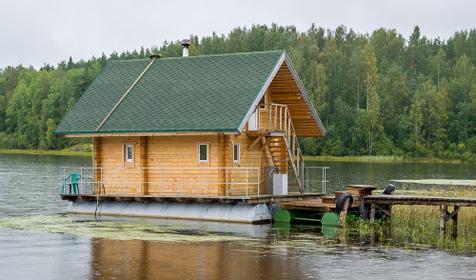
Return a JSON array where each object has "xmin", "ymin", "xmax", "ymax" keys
[
  {"xmin": 108, "ymin": 50, "xmax": 286, "ymax": 63},
  {"xmin": 162, "ymin": 49, "xmax": 286, "ymax": 60},
  {"xmin": 95, "ymin": 57, "xmax": 158, "ymax": 131}
]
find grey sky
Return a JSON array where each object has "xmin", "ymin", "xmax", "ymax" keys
[{"xmin": 0, "ymin": 0, "xmax": 473, "ymax": 68}]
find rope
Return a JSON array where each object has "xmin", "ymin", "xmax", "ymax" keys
[{"xmin": 94, "ymin": 196, "xmax": 105, "ymax": 222}]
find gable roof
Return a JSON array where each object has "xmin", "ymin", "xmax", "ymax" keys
[{"xmin": 55, "ymin": 50, "xmax": 325, "ymax": 136}]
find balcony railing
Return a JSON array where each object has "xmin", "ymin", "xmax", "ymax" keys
[
  {"xmin": 60, "ymin": 166, "xmax": 261, "ymax": 197},
  {"xmin": 249, "ymin": 103, "xmax": 291, "ymax": 134}
]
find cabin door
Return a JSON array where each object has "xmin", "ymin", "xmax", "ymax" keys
[{"xmin": 248, "ymin": 108, "xmax": 258, "ymax": 131}]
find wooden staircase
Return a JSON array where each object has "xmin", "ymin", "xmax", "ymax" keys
[
  {"xmin": 267, "ymin": 136, "xmax": 288, "ymax": 172},
  {"xmin": 258, "ymin": 103, "xmax": 305, "ymax": 193}
]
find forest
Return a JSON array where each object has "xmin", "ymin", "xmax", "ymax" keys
[{"xmin": 0, "ymin": 24, "xmax": 476, "ymax": 161}]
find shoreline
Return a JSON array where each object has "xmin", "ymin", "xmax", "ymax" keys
[
  {"xmin": 304, "ymin": 155, "xmax": 464, "ymax": 164},
  {"xmin": 0, "ymin": 149, "xmax": 468, "ymax": 163},
  {"xmin": 0, "ymin": 149, "xmax": 92, "ymax": 157}
]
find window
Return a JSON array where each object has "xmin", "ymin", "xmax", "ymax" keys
[
  {"xmin": 233, "ymin": 143, "xmax": 240, "ymax": 164},
  {"xmin": 124, "ymin": 144, "xmax": 134, "ymax": 163},
  {"xmin": 198, "ymin": 144, "xmax": 208, "ymax": 162}
]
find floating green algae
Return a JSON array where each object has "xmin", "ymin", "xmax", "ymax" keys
[{"xmin": 0, "ymin": 215, "xmax": 262, "ymax": 242}]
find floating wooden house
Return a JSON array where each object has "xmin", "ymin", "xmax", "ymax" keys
[{"xmin": 56, "ymin": 42, "xmax": 326, "ymax": 223}]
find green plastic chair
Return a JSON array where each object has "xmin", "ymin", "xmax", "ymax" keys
[{"xmin": 61, "ymin": 172, "xmax": 81, "ymax": 194}]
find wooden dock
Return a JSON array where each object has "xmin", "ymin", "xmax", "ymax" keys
[
  {"xmin": 363, "ymin": 194, "xmax": 476, "ymax": 238},
  {"xmin": 282, "ymin": 185, "xmax": 375, "ymax": 211},
  {"xmin": 363, "ymin": 195, "xmax": 476, "ymax": 207},
  {"xmin": 279, "ymin": 185, "xmax": 476, "ymax": 238}
]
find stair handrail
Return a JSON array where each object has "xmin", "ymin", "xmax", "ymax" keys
[{"xmin": 268, "ymin": 103, "xmax": 305, "ymax": 192}]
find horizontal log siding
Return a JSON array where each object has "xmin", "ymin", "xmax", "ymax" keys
[{"xmin": 94, "ymin": 134, "xmax": 268, "ymax": 196}]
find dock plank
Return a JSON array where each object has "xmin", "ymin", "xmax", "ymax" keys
[{"xmin": 364, "ymin": 195, "xmax": 476, "ymax": 207}]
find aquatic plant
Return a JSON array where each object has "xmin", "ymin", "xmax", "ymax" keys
[{"xmin": 346, "ymin": 188, "xmax": 476, "ymax": 253}]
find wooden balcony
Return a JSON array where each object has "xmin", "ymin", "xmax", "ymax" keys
[{"xmin": 247, "ymin": 103, "xmax": 291, "ymax": 136}]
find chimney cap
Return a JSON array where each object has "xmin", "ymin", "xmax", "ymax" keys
[
  {"xmin": 181, "ymin": 39, "xmax": 191, "ymax": 47},
  {"xmin": 149, "ymin": 53, "xmax": 161, "ymax": 59}
]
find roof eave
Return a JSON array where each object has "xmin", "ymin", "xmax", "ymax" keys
[
  {"xmin": 55, "ymin": 129, "xmax": 241, "ymax": 138},
  {"xmin": 236, "ymin": 51, "xmax": 327, "ymax": 137},
  {"xmin": 283, "ymin": 54, "xmax": 327, "ymax": 136}
]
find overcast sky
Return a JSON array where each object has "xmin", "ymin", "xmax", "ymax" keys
[{"xmin": 0, "ymin": 0, "xmax": 474, "ymax": 69}]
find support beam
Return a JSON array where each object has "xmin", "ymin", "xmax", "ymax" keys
[
  {"xmin": 370, "ymin": 203, "xmax": 376, "ymax": 225},
  {"xmin": 139, "ymin": 136, "xmax": 148, "ymax": 195},
  {"xmin": 440, "ymin": 205, "xmax": 448, "ymax": 240},
  {"xmin": 261, "ymin": 137, "xmax": 274, "ymax": 167},
  {"xmin": 339, "ymin": 198, "xmax": 350, "ymax": 227},
  {"xmin": 452, "ymin": 206, "xmax": 459, "ymax": 239},
  {"xmin": 248, "ymin": 135, "xmax": 263, "ymax": 151},
  {"xmin": 92, "ymin": 137, "xmax": 102, "ymax": 194}
]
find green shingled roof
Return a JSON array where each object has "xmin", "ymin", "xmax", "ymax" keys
[{"xmin": 55, "ymin": 50, "xmax": 285, "ymax": 135}]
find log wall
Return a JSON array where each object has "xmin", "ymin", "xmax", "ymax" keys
[{"xmin": 93, "ymin": 133, "xmax": 269, "ymax": 196}]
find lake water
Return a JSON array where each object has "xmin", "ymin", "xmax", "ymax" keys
[{"xmin": 0, "ymin": 153, "xmax": 475, "ymax": 280}]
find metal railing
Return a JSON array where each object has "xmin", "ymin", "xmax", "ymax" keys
[
  {"xmin": 60, "ymin": 167, "xmax": 103, "ymax": 195},
  {"xmin": 304, "ymin": 166, "xmax": 330, "ymax": 194},
  {"xmin": 60, "ymin": 166, "xmax": 261, "ymax": 197}
]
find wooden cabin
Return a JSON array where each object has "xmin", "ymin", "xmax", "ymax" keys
[{"xmin": 56, "ymin": 49, "xmax": 326, "ymax": 198}]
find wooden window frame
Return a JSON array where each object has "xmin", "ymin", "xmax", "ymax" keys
[
  {"xmin": 198, "ymin": 143, "xmax": 209, "ymax": 163},
  {"xmin": 233, "ymin": 143, "xmax": 240, "ymax": 165},
  {"xmin": 124, "ymin": 143, "xmax": 134, "ymax": 164}
]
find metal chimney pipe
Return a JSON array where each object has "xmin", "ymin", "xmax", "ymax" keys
[{"xmin": 181, "ymin": 39, "xmax": 191, "ymax": 57}]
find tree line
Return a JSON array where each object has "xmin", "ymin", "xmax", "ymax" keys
[{"xmin": 0, "ymin": 24, "xmax": 475, "ymax": 160}]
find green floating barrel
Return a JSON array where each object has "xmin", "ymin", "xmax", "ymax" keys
[
  {"xmin": 273, "ymin": 208, "xmax": 294, "ymax": 223},
  {"xmin": 321, "ymin": 212, "xmax": 357, "ymax": 227},
  {"xmin": 321, "ymin": 212, "xmax": 340, "ymax": 227},
  {"xmin": 321, "ymin": 212, "xmax": 341, "ymax": 238}
]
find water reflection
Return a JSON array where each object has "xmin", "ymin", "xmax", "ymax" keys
[
  {"xmin": 2, "ymin": 154, "xmax": 476, "ymax": 279},
  {"xmin": 90, "ymin": 238, "xmax": 310, "ymax": 280}
]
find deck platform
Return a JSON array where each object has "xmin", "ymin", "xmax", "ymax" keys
[
  {"xmin": 279, "ymin": 185, "xmax": 476, "ymax": 238},
  {"xmin": 363, "ymin": 195, "xmax": 476, "ymax": 207},
  {"xmin": 61, "ymin": 192, "xmax": 324, "ymax": 205},
  {"xmin": 282, "ymin": 185, "xmax": 375, "ymax": 211}
]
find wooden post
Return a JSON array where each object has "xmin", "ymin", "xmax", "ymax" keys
[
  {"xmin": 369, "ymin": 203, "xmax": 376, "ymax": 245},
  {"xmin": 339, "ymin": 198, "xmax": 350, "ymax": 227},
  {"xmin": 451, "ymin": 206, "xmax": 459, "ymax": 239},
  {"xmin": 139, "ymin": 137, "xmax": 148, "ymax": 195},
  {"xmin": 440, "ymin": 205, "xmax": 448, "ymax": 240},
  {"xmin": 369, "ymin": 203, "xmax": 376, "ymax": 225},
  {"xmin": 92, "ymin": 137, "xmax": 101, "ymax": 194}
]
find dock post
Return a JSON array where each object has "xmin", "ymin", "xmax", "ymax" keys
[
  {"xmin": 439, "ymin": 205, "xmax": 448, "ymax": 239},
  {"xmin": 369, "ymin": 203, "xmax": 376, "ymax": 225},
  {"xmin": 451, "ymin": 206, "xmax": 459, "ymax": 239},
  {"xmin": 338, "ymin": 198, "xmax": 350, "ymax": 227},
  {"xmin": 369, "ymin": 203, "xmax": 376, "ymax": 245}
]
